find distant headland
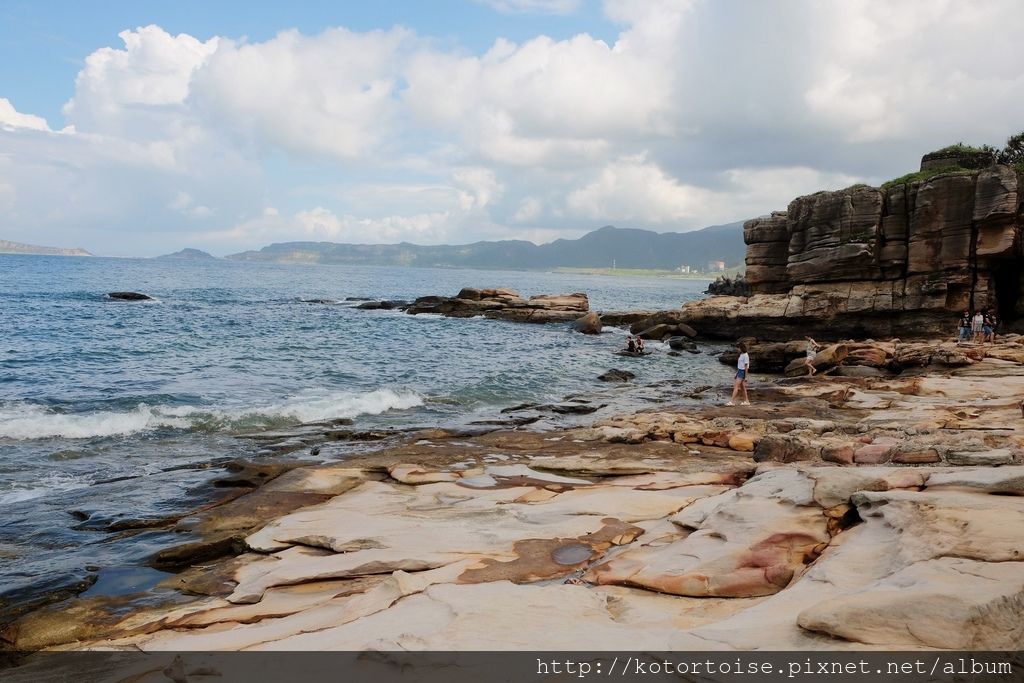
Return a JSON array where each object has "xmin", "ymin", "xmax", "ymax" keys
[
  {"xmin": 223, "ymin": 223, "xmax": 745, "ymax": 273},
  {"xmin": 156, "ymin": 248, "xmax": 218, "ymax": 261},
  {"xmin": 0, "ymin": 239, "xmax": 91, "ymax": 257}
]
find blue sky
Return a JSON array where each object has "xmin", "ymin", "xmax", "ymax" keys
[{"xmin": 1, "ymin": 0, "xmax": 1022, "ymax": 256}]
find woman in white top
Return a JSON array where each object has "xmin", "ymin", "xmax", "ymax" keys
[
  {"xmin": 727, "ymin": 342, "xmax": 750, "ymax": 406},
  {"xmin": 971, "ymin": 311, "xmax": 985, "ymax": 344}
]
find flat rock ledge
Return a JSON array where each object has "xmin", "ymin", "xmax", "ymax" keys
[
  {"xmin": 5, "ymin": 344, "xmax": 1024, "ymax": 654},
  {"xmin": 360, "ymin": 287, "xmax": 590, "ymax": 324}
]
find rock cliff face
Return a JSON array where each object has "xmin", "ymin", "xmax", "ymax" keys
[{"xmin": 685, "ymin": 162, "xmax": 1023, "ymax": 340}]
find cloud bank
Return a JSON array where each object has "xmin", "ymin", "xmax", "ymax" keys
[{"xmin": 1, "ymin": 0, "xmax": 1022, "ymax": 255}]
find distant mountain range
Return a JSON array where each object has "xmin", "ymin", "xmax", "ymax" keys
[
  {"xmin": 225, "ymin": 223, "xmax": 745, "ymax": 271},
  {"xmin": 0, "ymin": 239, "xmax": 91, "ymax": 257},
  {"xmin": 157, "ymin": 248, "xmax": 218, "ymax": 261}
]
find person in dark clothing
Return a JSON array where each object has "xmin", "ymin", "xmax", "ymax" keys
[{"xmin": 957, "ymin": 310, "xmax": 971, "ymax": 344}]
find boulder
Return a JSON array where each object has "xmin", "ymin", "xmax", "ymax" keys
[
  {"xmin": 667, "ymin": 337, "xmax": 696, "ymax": 351},
  {"xmin": 597, "ymin": 369, "xmax": 635, "ymax": 383},
  {"xmin": 571, "ymin": 312, "xmax": 602, "ymax": 335},
  {"xmin": 636, "ymin": 324, "xmax": 676, "ymax": 340},
  {"xmin": 727, "ymin": 433, "xmax": 758, "ymax": 452},
  {"xmin": 403, "ymin": 289, "xmax": 588, "ymax": 323},
  {"xmin": 821, "ymin": 444, "xmax": 855, "ymax": 465},
  {"xmin": 753, "ymin": 434, "xmax": 820, "ymax": 463},
  {"xmin": 784, "ymin": 344, "xmax": 848, "ymax": 376},
  {"xmin": 629, "ymin": 312, "xmax": 696, "ymax": 337}
]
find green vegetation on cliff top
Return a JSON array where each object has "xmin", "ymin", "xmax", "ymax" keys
[
  {"xmin": 880, "ymin": 165, "xmax": 974, "ymax": 189},
  {"xmin": 927, "ymin": 142, "xmax": 997, "ymax": 156}
]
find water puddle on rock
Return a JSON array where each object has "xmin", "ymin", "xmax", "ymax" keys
[{"xmin": 552, "ymin": 543, "xmax": 593, "ymax": 565}]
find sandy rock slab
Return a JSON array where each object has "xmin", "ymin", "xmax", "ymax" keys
[
  {"xmin": 797, "ymin": 557, "xmax": 1024, "ymax": 649},
  {"xmin": 228, "ymin": 473, "xmax": 733, "ymax": 603},
  {"xmin": 587, "ymin": 469, "xmax": 830, "ymax": 597}
]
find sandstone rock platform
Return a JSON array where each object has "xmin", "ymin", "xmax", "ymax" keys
[{"xmin": 5, "ymin": 341, "xmax": 1023, "ymax": 654}]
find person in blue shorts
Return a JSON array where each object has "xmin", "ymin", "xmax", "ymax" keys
[
  {"xmin": 957, "ymin": 310, "xmax": 971, "ymax": 344},
  {"xmin": 727, "ymin": 342, "xmax": 750, "ymax": 406}
]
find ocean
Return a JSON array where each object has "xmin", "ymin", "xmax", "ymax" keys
[{"xmin": 0, "ymin": 254, "xmax": 723, "ymax": 609}]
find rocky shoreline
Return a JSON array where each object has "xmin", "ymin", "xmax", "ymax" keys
[{"xmin": 3, "ymin": 333, "xmax": 1022, "ymax": 654}]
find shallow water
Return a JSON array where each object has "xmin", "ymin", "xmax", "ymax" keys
[{"xmin": 0, "ymin": 254, "xmax": 726, "ymax": 607}]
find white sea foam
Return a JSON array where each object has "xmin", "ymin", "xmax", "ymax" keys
[
  {"xmin": 0, "ymin": 388, "xmax": 424, "ymax": 440},
  {"xmin": 0, "ymin": 474, "xmax": 87, "ymax": 505}
]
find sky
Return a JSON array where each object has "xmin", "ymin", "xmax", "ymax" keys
[{"xmin": 1, "ymin": 0, "xmax": 1022, "ymax": 257}]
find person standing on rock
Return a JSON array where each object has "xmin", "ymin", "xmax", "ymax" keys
[
  {"xmin": 727, "ymin": 343, "xmax": 750, "ymax": 406},
  {"xmin": 984, "ymin": 310, "xmax": 997, "ymax": 343},
  {"xmin": 972, "ymin": 310, "xmax": 985, "ymax": 344},
  {"xmin": 957, "ymin": 310, "xmax": 972, "ymax": 344},
  {"xmin": 803, "ymin": 337, "xmax": 822, "ymax": 376}
]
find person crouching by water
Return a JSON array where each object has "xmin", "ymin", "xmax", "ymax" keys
[
  {"xmin": 804, "ymin": 336, "xmax": 822, "ymax": 376},
  {"xmin": 635, "ymin": 337, "xmax": 645, "ymax": 353},
  {"xmin": 727, "ymin": 343, "xmax": 750, "ymax": 406},
  {"xmin": 957, "ymin": 310, "xmax": 971, "ymax": 344},
  {"xmin": 626, "ymin": 336, "xmax": 637, "ymax": 353}
]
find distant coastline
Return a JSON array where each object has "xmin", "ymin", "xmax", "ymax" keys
[
  {"xmin": 0, "ymin": 239, "xmax": 91, "ymax": 257},
  {"xmin": 552, "ymin": 266, "xmax": 740, "ymax": 280}
]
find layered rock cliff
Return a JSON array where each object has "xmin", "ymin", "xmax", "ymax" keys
[{"xmin": 684, "ymin": 160, "xmax": 1023, "ymax": 340}]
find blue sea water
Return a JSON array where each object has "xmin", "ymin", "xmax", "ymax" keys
[{"xmin": 0, "ymin": 254, "xmax": 723, "ymax": 607}]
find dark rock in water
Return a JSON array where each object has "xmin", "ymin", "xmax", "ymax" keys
[
  {"xmin": 571, "ymin": 311, "xmax": 603, "ymax": 335},
  {"xmin": 107, "ymin": 291, "xmax": 153, "ymax": 301},
  {"xmin": 667, "ymin": 336, "xmax": 697, "ymax": 351},
  {"xmin": 403, "ymin": 288, "xmax": 588, "ymax": 323},
  {"xmin": 706, "ymin": 274, "xmax": 751, "ymax": 296},
  {"xmin": 299, "ymin": 298, "xmax": 337, "ymax": 304},
  {"xmin": 614, "ymin": 350, "xmax": 652, "ymax": 357},
  {"xmin": 598, "ymin": 369, "xmax": 635, "ymax": 382},
  {"xmin": 0, "ymin": 570, "xmax": 98, "ymax": 629},
  {"xmin": 344, "ymin": 297, "xmax": 372, "ymax": 301},
  {"xmin": 548, "ymin": 403, "xmax": 606, "ymax": 415},
  {"xmin": 356, "ymin": 300, "xmax": 410, "ymax": 310},
  {"xmin": 150, "ymin": 532, "xmax": 245, "ymax": 570},
  {"xmin": 629, "ymin": 312, "xmax": 697, "ymax": 338},
  {"xmin": 469, "ymin": 415, "xmax": 542, "ymax": 427},
  {"xmin": 501, "ymin": 402, "xmax": 542, "ymax": 414}
]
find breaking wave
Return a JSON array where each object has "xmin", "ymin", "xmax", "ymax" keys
[{"xmin": 0, "ymin": 388, "xmax": 424, "ymax": 440}]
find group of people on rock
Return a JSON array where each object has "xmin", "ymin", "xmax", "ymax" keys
[
  {"xmin": 624, "ymin": 336, "xmax": 645, "ymax": 353},
  {"xmin": 957, "ymin": 309, "xmax": 998, "ymax": 344}
]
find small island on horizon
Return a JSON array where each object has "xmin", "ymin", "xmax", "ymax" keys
[
  {"xmin": 0, "ymin": 239, "xmax": 91, "ymax": 257},
  {"xmin": 155, "ymin": 247, "xmax": 219, "ymax": 261}
]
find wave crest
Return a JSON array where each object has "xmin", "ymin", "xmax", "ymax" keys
[{"xmin": 0, "ymin": 389, "xmax": 424, "ymax": 440}]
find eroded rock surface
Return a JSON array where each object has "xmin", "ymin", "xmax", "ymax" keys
[
  {"xmin": 404, "ymin": 288, "xmax": 588, "ymax": 323},
  {"xmin": 6, "ymin": 346, "xmax": 1024, "ymax": 654},
  {"xmin": 682, "ymin": 162, "xmax": 1023, "ymax": 340}
]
